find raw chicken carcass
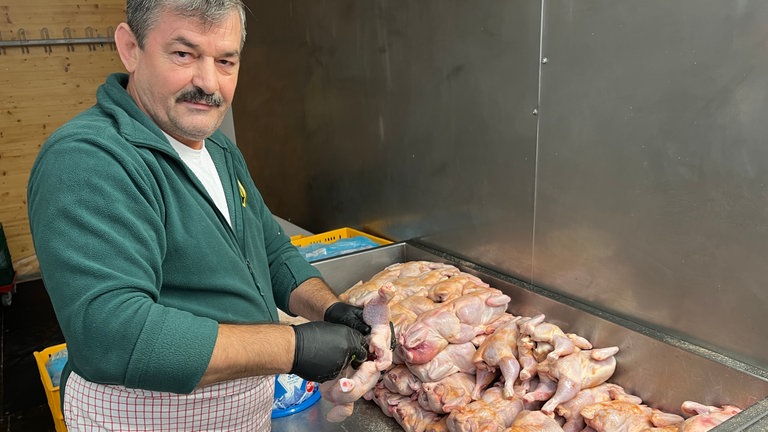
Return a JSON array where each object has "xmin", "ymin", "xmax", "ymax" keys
[
  {"xmin": 391, "ymin": 295, "xmax": 440, "ymax": 338},
  {"xmin": 514, "ymin": 315, "xmax": 545, "ymax": 381},
  {"xmin": 339, "ymin": 264, "xmax": 400, "ymax": 307},
  {"xmin": 555, "ymin": 383, "xmax": 642, "ymax": 432},
  {"xmin": 338, "ymin": 260, "xmax": 743, "ymax": 432},
  {"xmin": 319, "ymin": 284, "xmax": 394, "ymax": 421},
  {"xmin": 520, "ymin": 372, "xmax": 558, "ymax": 404},
  {"xmin": 408, "ymin": 342, "xmax": 477, "ymax": 383},
  {"xmin": 445, "ymin": 387, "xmax": 524, "ymax": 432},
  {"xmin": 425, "ymin": 417, "xmax": 450, "ymax": 432},
  {"xmin": 506, "ymin": 409, "xmax": 565, "ymax": 432},
  {"xmin": 532, "ymin": 342, "xmax": 555, "ymax": 363},
  {"xmin": 427, "ymin": 273, "xmax": 489, "ymax": 303},
  {"xmin": 538, "ymin": 346, "xmax": 620, "ymax": 414},
  {"xmin": 365, "ymin": 283, "xmax": 395, "ymax": 370},
  {"xmin": 483, "ymin": 313, "xmax": 519, "ymax": 333},
  {"xmin": 340, "ymin": 261, "xmax": 455, "ymax": 306},
  {"xmin": 395, "ymin": 294, "xmax": 441, "ymax": 315},
  {"xmin": 452, "ymin": 289, "xmax": 512, "ymax": 331},
  {"xmin": 556, "ymin": 383, "xmax": 615, "ymax": 432},
  {"xmin": 319, "ymin": 361, "xmax": 381, "ymax": 422},
  {"xmin": 339, "ymin": 280, "xmax": 386, "ymax": 308},
  {"xmin": 390, "ymin": 271, "xmax": 450, "ymax": 303},
  {"xmin": 393, "ymin": 397, "xmax": 443, "ymax": 432},
  {"xmin": 390, "ymin": 308, "xmax": 419, "ymax": 344},
  {"xmin": 556, "ymin": 383, "xmax": 642, "ymax": 432},
  {"xmin": 472, "ymin": 317, "xmax": 522, "ymax": 398},
  {"xmin": 383, "ymin": 364, "xmax": 422, "ymax": 396},
  {"xmin": 679, "ymin": 401, "xmax": 742, "ymax": 432},
  {"xmin": 471, "ymin": 312, "xmax": 519, "ymax": 348},
  {"xmin": 580, "ymin": 400, "xmax": 684, "ymax": 432},
  {"xmin": 399, "ymin": 289, "xmax": 511, "ymax": 364},
  {"xmin": 395, "ymin": 261, "xmax": 459, "ymax": 278},
  {"xmin": 515, "ymin": 335, "xmax": 538, "ymax": 384},
  {"xmin": 389, "ymin": 262, "xmax": 462, "ymax": 303},
  {"xmin": 519, "ymin": 315, "xmax": 592, "ymax": 361},
  {"xmin": 366, "ymin": 383, "xmax": 411, "ymax": 418},
  {"xmin": 418, "ymin": 372, "xmax": 476, "ymax": 414},
  {"xmin": 398, "ymin": 308, "xmax": 474, "ymax": 365}
]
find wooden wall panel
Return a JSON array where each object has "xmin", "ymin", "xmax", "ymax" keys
[{"xmin": 0, "ymin": 0, "xmax": 125, "ymax": 279}]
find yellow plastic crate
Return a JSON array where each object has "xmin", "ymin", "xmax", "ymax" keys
[
  {"xmin": 33, "ymin": 343, "xmax": 68, "ymax": 432},
  {"xmin": 290, "ymin": 227, "xmax": 391, "ymax": 248}
]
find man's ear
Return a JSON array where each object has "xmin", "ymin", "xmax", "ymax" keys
[{"xmin": 114, "ymin": 23, "xmax": 140, "ymax": 73}]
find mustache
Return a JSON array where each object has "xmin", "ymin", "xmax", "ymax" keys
[{"xmin": 176, "ymin": 87, "xmax": 224, "ymax": 107}]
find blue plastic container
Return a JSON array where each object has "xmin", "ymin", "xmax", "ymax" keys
[{"xmin": 271, "ymin": 374, "xmax": 321, "ymax": 418}]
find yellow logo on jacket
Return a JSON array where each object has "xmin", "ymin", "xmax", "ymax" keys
[{"xmin": 237, "ymin": 180, "xmax": 247, "ymax": 207}]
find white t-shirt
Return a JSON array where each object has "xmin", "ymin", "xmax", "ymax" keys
[{"xmin": 164, "ymin": 133, "xmax": 232, "ymax": 227}]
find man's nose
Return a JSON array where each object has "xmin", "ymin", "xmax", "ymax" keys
[{"xmin": 191, "ymin": 58, "xmax": 219, "ymax": 96}]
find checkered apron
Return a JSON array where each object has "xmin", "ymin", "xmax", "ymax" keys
[{"xmin": 63, "ymin": 371, "xmax": 275, "ymax": 431}]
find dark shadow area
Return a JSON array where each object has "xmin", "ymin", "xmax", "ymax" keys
[{"xmin": 1, "ymin": 279, "xmax": 63, "ymax": 432}]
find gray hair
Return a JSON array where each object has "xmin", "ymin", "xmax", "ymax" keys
[{"xmin": 126, "ymin": 0, "xmax": 247, "ymax": 49}]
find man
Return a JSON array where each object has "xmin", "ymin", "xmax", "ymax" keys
[{"xmin": 27, "ymin": 0, "xmax": 371, "ymax": 430}]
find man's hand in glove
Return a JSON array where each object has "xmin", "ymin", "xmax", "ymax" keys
[
  {"xmin": 324, "ymin": 301, "xmax": 371, "ymax": 335},
  {"xmin": 290, "ymin": 321, "xmax": 368, "ymax": 383}
]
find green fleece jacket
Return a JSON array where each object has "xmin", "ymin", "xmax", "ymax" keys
[{"xmin": 27, "ymin": 73, "xmax": 321, "ymax": 395}]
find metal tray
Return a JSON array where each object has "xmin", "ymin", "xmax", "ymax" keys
[{"xmin": 272, "ymin": 241, "xmax": 768, "ymax": 432}]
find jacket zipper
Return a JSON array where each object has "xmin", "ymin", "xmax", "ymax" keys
[{"xmin": 220, "ymin": 149, "xmax": 275, "ymax": 321}]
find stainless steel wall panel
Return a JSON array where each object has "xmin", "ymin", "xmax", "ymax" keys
[
  {"xmin": 234, "ymin": 0, "xmax": 768, "ymax": 376},
  {"xmin": 535, "ymin": 0, "xmax": 768, "ymax": 369},
  {"xmin": 234, "ymin": 0, "xmax": 541, "ymax": 280}
]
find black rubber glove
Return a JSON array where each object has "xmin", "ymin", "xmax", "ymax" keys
[
  {"xmin": 324, "ymin": 301, "xmax": 371, "ymax": 335},
  {"xmin": 290, "ymin": 321, "xmax": 368, "ymax": 383}
]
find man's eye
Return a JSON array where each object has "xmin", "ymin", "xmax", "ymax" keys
[{"xmin": 175, "ymin": 51, "xmax": 190, "ymax": 58}]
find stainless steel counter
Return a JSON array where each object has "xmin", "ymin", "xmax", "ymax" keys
[
  {"xmin": 272, "ymin": 397, "xmax": 400, "ymax": 432},
  {"xmin": 272, "ymin": 242, "xmax": 768, "ymax": 431}
]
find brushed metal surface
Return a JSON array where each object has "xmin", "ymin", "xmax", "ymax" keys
[
  {"xmin": 234, "ymin": 0, "xmax": 541, "ymax": 281},
  {"xmin": 272, "ymin": 244, "xmax": 768, "ymax": 431},
  {"xmin": 272, "ymin": 398, "xmax": 401, "ymax": 432},
  {"xmin": 235, "ymin": 0, "xmax": 768, "ymax": 377},
  {"xmin": 718, "ymin": 397, "xmax": 768, "ymax": 432},
  {"xmin": 535, "ymin": 0, "xmax": 768, "ymax": 371}
]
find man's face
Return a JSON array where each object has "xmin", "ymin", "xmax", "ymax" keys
[{"xmin": 124, "ymin": 10, "xmax": 242, "ymax": 148}]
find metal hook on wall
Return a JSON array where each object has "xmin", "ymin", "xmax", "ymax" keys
[
  {"xmin": 17, "ymin": 28, "xmax": 29, "ymax": 54},
  {"xmin": 107, "ymin": 26, "xmax": 116, "ymax": 51},
  {"xmin": 63, "ymin": 27, "xmax": 75, "ymax": 52},
  {"xmin": 84, "ymin": 27, "xmax": 97, "ymax": 51},
  {"xmin": 40, "ymin": 28, "xmax": 53, "ymax": 54}
]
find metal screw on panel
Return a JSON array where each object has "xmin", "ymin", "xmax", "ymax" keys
[
  {"xmin": 542, "ymin": 57, "xmax": 548, "ymax": 64},
  {"xmin": 532, "ymin": 108, "xmax": 539, "ymax": 116}
]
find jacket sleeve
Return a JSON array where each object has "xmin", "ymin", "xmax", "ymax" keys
[{"xmin": 28, "ymin": 127, "xmax": 218, "ymax": 394}]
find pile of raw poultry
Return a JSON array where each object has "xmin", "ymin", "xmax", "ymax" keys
[{"xmin": 320, "ymin": 261, "xmax": 741, "ymax": 432}]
